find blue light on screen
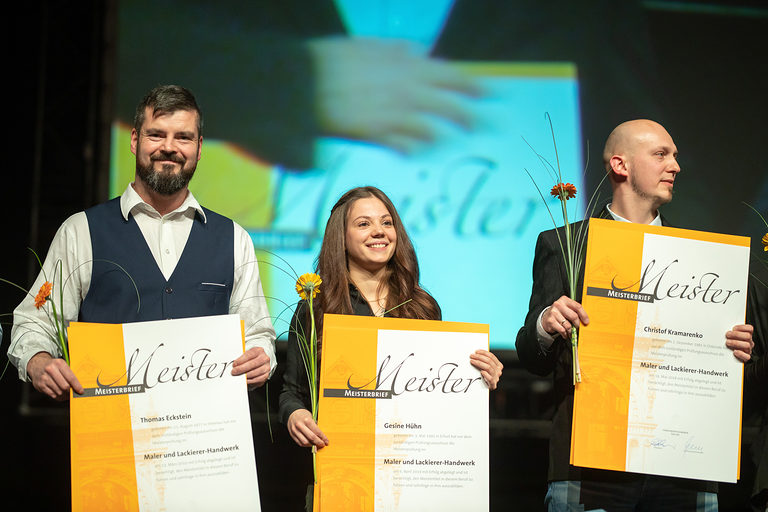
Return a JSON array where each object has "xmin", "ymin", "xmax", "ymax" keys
[
  {"xmin": 251, "ymin": 66, "xmax": 584, "ymax": 348},
  {"xmin": 111, "ymin": 3, "xmax": 587, "ymax": 349}
]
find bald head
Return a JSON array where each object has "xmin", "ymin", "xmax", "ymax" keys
[
  {"xmin": 603, "ymin": 119, "xmax": 673, "ymax": 172},
  {"xmin": 602, "ymin": 119, "xmax": 680, "ymax": 222}
]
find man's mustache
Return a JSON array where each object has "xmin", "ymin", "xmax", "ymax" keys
[{"xmin": 151, "ymin": 152, "xmax": 185, "ymax": 163}]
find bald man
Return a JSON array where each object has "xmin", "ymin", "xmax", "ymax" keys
[{"xmin": 516, "ymin": 120, "xmax": 755, "ymax": 511}]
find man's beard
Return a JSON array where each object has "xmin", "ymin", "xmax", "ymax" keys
[
  {"xmin": 630, "ymin": 173, "xmax": 673, "ymax": 205},
  {"xmin": 136, "ymin": 153, "xmax": 196, "ymax": 196}
]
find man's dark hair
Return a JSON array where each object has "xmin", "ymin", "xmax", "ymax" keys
[{"xmin": 133, "ymin": 85, "xmax": 203, "ymax": 136}]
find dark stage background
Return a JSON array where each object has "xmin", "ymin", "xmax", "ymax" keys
[{"xmin": 2, "ymin": 1, "xmax": 766, "ymax": 510}]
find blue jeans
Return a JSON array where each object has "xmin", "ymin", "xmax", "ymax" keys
[{"xmin": 545, "ymin": 480, "xmax": 718, "ymax": 512}]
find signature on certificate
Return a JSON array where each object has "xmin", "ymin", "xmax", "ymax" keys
[
  {"xmin": 648, "ymin": 438, "xmax": 676, "ymax": 450},
  {"xmin": 646, "ymin": 435, "xmax": 705, "ymax": 454},
  {"xmin": 684, "ymin": 437, "xmax": 705, "ymax": 454}
]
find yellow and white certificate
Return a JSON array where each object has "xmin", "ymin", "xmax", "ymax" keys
[
  {"xmin": 314, "ymin": 314, "xmax": 489, "ymax": 511},
  {"xmin": 571, "ymin": 218, "xmax": 750, "ymax": 482},
  {"xmin": 68, "ymin": 314, "xmax": 261, "ymax": 511}
]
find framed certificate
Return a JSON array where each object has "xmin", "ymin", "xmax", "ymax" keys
[
  {"xmin": 571, "ymin": 218, "xmax": 750, "ymax": 482},
  {"xmin": 314, "ymin": 314, "xmax": 489, "ymax": 511},
  {"xmin": 68, "ymin": 314, "xmax": 261, "ymax": 511}
]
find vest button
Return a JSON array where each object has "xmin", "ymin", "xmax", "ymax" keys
[{"xmin": 165, "ymin": 287, "xmax": 173, "ymax": 294}]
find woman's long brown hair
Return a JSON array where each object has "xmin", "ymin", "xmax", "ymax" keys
[{"xmin": 314, "ymin": 186, "xmax": 440, "ymax": 332}]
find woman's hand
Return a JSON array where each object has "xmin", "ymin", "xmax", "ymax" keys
[
  {"xmin": 469, "ymin": 350, "xmax": 503, "ymax": 390},
  {"xmin": 287, "ymin": 409, "xmax": 330, "ymax": 449}
]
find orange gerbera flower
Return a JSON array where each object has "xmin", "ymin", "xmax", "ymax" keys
[
  {"xmin": 34, "ymin": 281, "xmax": 53, "ymax": 309},
  {"xmin": 296, "ymin": 273, "xmax": 322, "ymax": 300},
  {"xmin": 550, "ymin": 182, "xmax": 577, "ymax": 200},
  {"xmin": 762, "ymin": 233, "xmax": 768, "ymax": 252}
]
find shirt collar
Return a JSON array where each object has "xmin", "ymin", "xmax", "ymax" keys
[
  {"xmin": 119, "ymin": 183, "xmax": 207, "ymax": 223},
  {"xmin": 606, "ymin": 203, "xmax": 662, "ymax": 226}
]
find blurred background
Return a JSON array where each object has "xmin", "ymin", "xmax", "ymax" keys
[{"xmin": 2, "ymin": 1, "xmax": 766, "ymax": 510}]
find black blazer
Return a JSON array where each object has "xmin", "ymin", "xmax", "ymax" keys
[{"xmin": 515, "ymin": 208, "xmax": 714, "ymax": 493}]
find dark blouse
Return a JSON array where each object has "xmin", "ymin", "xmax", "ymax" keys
[{"xmin": 278, "ymin": 285, "xmax": 441, "ymax": 424}]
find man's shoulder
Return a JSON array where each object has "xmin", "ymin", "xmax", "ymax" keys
[
  {"xmin": 201, "ymin": 208, "xmax": 251, "ymax": 255},
  {"xmin": 200, "ymin": 205, "xmax": 235, "ymax": 225},
  {"xmin": 537, "ymin": 218, "xmax": 591, "ymax": 239},
  {"xmin": 537, "ymin": 207, "xmax": 611, "ymax": 237},
  {"xmin": 81, "ymin": 197, "xmax": 123, "ymax": 225},
  {"xmin": 57, "ymin": 210, "xmax": 90, "ymax": 235}
]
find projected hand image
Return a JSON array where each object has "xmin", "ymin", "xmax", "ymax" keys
[
  {"xmin": 113, "ymin": 0, "xmax": 584, "ymax": 346},
  {"xmin": 309, "ymin": 37, "xmax": 482, "ymax": 154}
]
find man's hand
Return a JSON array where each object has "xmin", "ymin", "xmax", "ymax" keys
[
  {"xmin": 469, "ymin": 350, "xmax": 504, "ymax": 390},
  {"xmin": 287, "ymin": 409, "xmax": 329, "ymax": 449},
  {"xmin": 725, "ymin": 324, "xmax": 754, "ymax": 362},
  {"xmin": 542, "ymin": 296, "xmax": 590, "ymax": 339},
  {"xmin": 27, "ymin": 352, "xmax": 84, "ymax": 401},
  {"xmin": 231, "ymin": 347, "xmax": 271, "ymax": 388}
]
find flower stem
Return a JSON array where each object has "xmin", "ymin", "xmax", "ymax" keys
[
  {"xmin": 48, "ymin": 264, "xmax": 69, "ymax": 364},
  {"xmin": 309, "ymin": 295, "xmax": 317, "ymax": 420},
  {"xmin": 308, "ymin": 294, "xmax": 318, "ymax": 484},
  {"xmin": 57, "ymin": 263, "xmax": 69, "ymax": 364},
  {"xmin": 312, "ymin": 445, "xmax": 318, "ymax": 486},
  {"xmin": 571, "ymin": 326, "xmax": 581, "ymax": 384},
  {"xmin": 560, "ymin": 193, "xmax": 580, "ymax": 385}
]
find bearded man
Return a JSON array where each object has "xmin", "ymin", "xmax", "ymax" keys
[{"xmin": 9, "ymin": 85, "xmax": 276, "ymax": 399}]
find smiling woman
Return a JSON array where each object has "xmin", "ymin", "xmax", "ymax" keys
[
  {"xmin": 278, "ymin": 186, "xmax": 504, "ymax": 479},
  {"xmin": 344, "ymin": 196, "xmax": 397, "ymax": 313},
  {"xmin": 314, "ymin": 186, "xmax": 441, "ymax": 324}
]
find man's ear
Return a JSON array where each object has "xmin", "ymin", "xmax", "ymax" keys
[
  {"xmin": 130, "ymin": 129, "xmax": 138, "ymax": 156},
  {"xmin": 610, "ymin": 155, "xmax": 629, "ymax": 178},
  {"xmin": 197, "ymin": 136, "xmax": 203, "ymax": 161}
]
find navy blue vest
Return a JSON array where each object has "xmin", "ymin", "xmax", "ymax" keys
[{"xmin": 80, "ymin": 198, "xmax": 234, "ymax": 323}]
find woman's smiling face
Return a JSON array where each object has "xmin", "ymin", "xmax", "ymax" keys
[{"xmin": 345, "ymin": 196, "xmax": 397, "ymax": 274}]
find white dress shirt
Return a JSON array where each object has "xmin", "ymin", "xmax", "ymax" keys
[
  {"xmin": 535, "ymin": 204, "xmax": 663, "ymax": 348},
  {"xmin": 9, "ymin": 184, "xmax": 276, "ymax": 381}
]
